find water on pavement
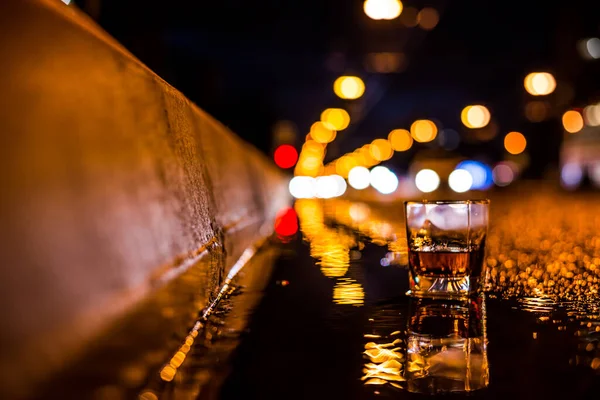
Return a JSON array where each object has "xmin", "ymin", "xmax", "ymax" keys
[{"xmin": 217, "ymin": 190, "xmax": 600, "ymax": 399}]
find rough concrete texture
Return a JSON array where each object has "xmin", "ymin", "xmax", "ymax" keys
[{"xmin": 0, "ymin": 0, "xmax": 288, "ymax": 396}]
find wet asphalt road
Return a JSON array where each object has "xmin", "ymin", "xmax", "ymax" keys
[{"xmin": 218, "ymin": 235, "xmax": 600, "ymax": 400}]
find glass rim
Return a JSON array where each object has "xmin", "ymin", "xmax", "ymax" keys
[{"xmin": 404, "ymin": 199, "xmax": 490, "ymax": 206}]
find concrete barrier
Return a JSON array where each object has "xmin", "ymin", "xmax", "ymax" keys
[{"xmin": 0, "ymin": 0, "xmax": 288, "ymax": 396}]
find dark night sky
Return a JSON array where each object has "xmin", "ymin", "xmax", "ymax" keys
[{"xmin": 76, "ymin": 0, "xmax": 600, "ymax": 178}]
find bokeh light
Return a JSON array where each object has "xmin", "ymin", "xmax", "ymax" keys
[
  {"xmin": 578, "ymin": 37, "xmax": 600, "ymax": 60},
  {"xmin": 448, "ymin": 169, "xmax": 473, "ymax": 193},
  {"xmin": 274, "ymin": 207, "xmax": 299, "ymax": 238},
  {"xmin": 586, "ymin": 38, "xmax": 600, "ymax": 59},
  {"xmin": 370, "ymin": 166, "xmax": 399, "ymax": 194},
  {"xmin": 524, "ymin": 72, "xmax": 556, "ymax": 96},
  {"xmin": 588, "ymin": 163, "xmax": 600, "ymax": 187},
  {"xmin": 302, "ymin": 140, "xmax": 325, "ymax": 155},
  {"xmin": 492, "ymin": 163, "xmax": 515, "ymax": 187},
  {"xmin": 410, "ymin": 119, "xmax": 438, "ymax": 142},
  {"xmin": 363, "ymin": 0, "xmax": 403, "ymax": 21},
  {"xmin": 139, "ymin": 391, "xmax": 158, "ymax": 400},
  {"xmin": 415, "ymin": 169, "xmax": 440, "ymax": 193},
  {"xmin": 504, "ymin": 131, "xmax": 527, "ymax": 155},
  {"xmin": 349, "ymin": 202, "xmax": 371, "ymax": 222},
  {"xmin": 315, "ymin": 175, "xmax": 346, "ymax": 199},
  {"xmin": 456, "ymin": 160, "xmax": 493, "ymax": 190},
  {"xmin": 417, "ymin": 7, "xmax": 439, "ymax": 30},
  {"xmin": 160, "ymin": 366, "xmax": 176, "ymax": 382},
  {"xmin": 296, "ymin": 143, "xmax": 324, "ymax": 168},
  {"xmin": 369, "ymin": 138, "xmax": 394, "ymax": 161},
  {"xmin": 348, "ymin": 166, "xmax": 371, "ymax": 190},
  {"xmin": 334, "ymin": 76, "xmax": 366, "ymax": 100},
  {"xmin": 321, "ymin": 108, "xmax": 350, "ymax": 131},
  {"xmin": 584, "ymin": 104, "xmax": 600, "ymax": 126},
  {"xmin": 315, "ymin": 177, "xmax": 337, "ymax": 199},
  {"xmin": 273, "ymin": 144, "xmax": 298, "ymax": 169},
  {"xmin": 461, "ymin": 105, "xmax": 491, "ymax": 129},
  {"xmin": 561, "ymin": 163, "xmax": 584, "ymax": 190},
  {"xmin": 289, "ymin": 176, "xmax": 316, "ymax": 199},
  {"xmin": 335, "ymin": 155, "xmax": 359, "ymax": 178},
  {"xmin": 294, "ymin": 148, "xmax": 324, "ymax": 176},
  {"xmin": 562, "ymin": 110, "xmax": 584, "ymax": 133},
  {"xmin": 324, "ymin": 163, "xmax": 337, "ymax": 176},
  {"xmin": 298, "ymin": 155, "xmax": 321, "ymax": 169},
  {"xmin": 356, "ymin": 145, "xmax": 379, "ymax": 167},
  {"xmin": 331, "ymin": 175, "xmax": 348, "ymax": 197},
  {"xmin": 310, "ymin": 121, "xmax": 337, "ymax": 143},
  {"xmin": 388, "ymin": 129, "xmax": 413, "ymax": 151}
]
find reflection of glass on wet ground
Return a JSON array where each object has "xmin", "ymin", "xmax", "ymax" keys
[{"xmin": 406, "ymin": 294, "xmax": 489, "ymax": 394}]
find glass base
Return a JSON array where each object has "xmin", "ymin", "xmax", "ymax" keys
[
  {"xmin": 407, "ymin": 375, "xmax": 488, "ymax": 394},
  {"xmin": 407, "ymin": 274, "xmax": 478, "ymax": 299}
]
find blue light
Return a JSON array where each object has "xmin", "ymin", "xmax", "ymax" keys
[
  {"xmin": 456, "ymin": 160, "xmax": 493, "ymax": 190},
  {"xmin": 561, "ymin": 163, "xmax": 583, "ymax": 190}
]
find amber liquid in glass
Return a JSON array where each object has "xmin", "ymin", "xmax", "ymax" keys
[{"xmin": 408, "ymin": 248, "xmax": 484, "ymax": 279}]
